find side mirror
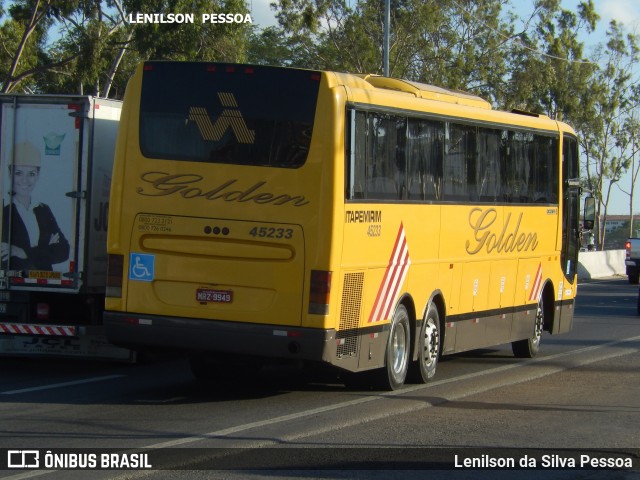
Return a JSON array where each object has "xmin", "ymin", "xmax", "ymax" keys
[{"xmin": 583, "ymin": 196, "xmax": 595, "ymax": 231}]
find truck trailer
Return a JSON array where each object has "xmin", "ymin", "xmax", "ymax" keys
[{"xmin": 0, "ymin": 94, "xmax": 132, "ymax": 360}]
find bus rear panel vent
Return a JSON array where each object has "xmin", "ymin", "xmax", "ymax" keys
[{"xmin": 337, "ymin": 272, "xmax": 364, "ymax": 358}]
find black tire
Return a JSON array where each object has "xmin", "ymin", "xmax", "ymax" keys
[
  {"xmin": 512, "ymin": 295, "xmax": 544, "ymax": 358},
  {"xmin": 411, "ymin": 302, "xmax": 441, "ymax": 383},
  {"xmin": 374, "ymin": 304, "xmax": 411, "ymax": 390}
]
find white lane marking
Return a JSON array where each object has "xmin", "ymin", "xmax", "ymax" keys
[
  {"xmin": 3, "ymin": 336, "xmax": 639, "ymax": 479},
  {"xmin": 1, "ymin": 375, "xmax": 125, "ymax": 395},
  {"xmin": 148, "ymin": 335, "xmax": 640, "ymax": 449}
]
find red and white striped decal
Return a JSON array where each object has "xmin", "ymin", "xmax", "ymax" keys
[
  {"xmin": 9, "ymin": 262, "xmax": 75, "ymax": 286},
  {"xmin": 0, "ymin": 322, "xmax": 76, "ymax": 336},
  {"xmin": 10, "ymin": 278, "xmax": 74, "ymax": 286},
  {"xmin": 529, "ymin": 263, "xmax": 543, "ymax": 302},
  {"xmin": 368, "ymin": 223, "xmax": 411, "ymax": 323}
]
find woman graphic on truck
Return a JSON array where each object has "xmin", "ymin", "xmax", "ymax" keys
[{"xmin": 1, "ymin": 141, "xmax": 69, "ymax": 271}]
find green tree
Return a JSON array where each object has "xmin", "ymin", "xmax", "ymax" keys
[
  {"xmin": 122, "ymin": 0, "xmax": 251, "ymax": 62},
  {"xmin": 268, "ymin": 0, "xmax": 514, "ymax": 99},
  {"xmin": 617, "ymin": 104, "xmax": 640, "ymax": 237},
  {"xmin": 0, "ymin": 0, "xmax": 130, "ymax": 95},
  {"xmin": 0, "ymin": 0, "xmax": 73, "ymax": 93},
  {"xmin": 580, "ymin": 22, "xmax": 639, "ymax": 248},
  {"xmin": 1, "ymin": 0, "xmax": 255, "ymax": 97},
  {"xmin": 36, "ymin": 0, "xmax": 133, "ymax": 96},
  {"xmin": 505, "ymin": 0, "xmax": 598, "ymax": 119}
]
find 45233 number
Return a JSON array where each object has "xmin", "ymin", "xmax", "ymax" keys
[
  {"xmin": 367, "ymin": 224, "xmax": 382, "ymax": 237},
  {"xmin": 249, "ymin": 226, "xmax": 294, "ymax": 239}
]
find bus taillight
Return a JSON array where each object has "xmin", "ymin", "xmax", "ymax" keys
[
  {"xmin": 106, "ymin": 254, "xmax": 124, "ymax": 298},
  {"xmin": 309, "ymin": 270, "xmax": 332, "ymax": 315}
]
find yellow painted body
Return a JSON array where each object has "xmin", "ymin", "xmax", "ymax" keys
[{"xmin": 106, "ymin": 63, "xmax": 578, "ymax": 368}]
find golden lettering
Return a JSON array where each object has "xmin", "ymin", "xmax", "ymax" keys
[
  {"xmin": 136, "ymin": 171, "xmax": 310, "ymax": 207},
  {"xmin": 466, "ymin": 208, "xmax": 538, "ymax": 255}
]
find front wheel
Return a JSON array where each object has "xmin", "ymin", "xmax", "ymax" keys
[
  {"xmin": 411, "ymin": 302, "xmax": 441, "ymax": 383},
  {"xmin": 512, "ymin": 296, "xmax": 544, "ymax": 358},
  {"xmin": 375, "ymin": 304, "xmax": 411, "ymax": 390}
]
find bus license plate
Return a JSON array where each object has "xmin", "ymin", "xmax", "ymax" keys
[{"xmin": 196, "ymin": 289, "xmax": 233, "ymax": 304}]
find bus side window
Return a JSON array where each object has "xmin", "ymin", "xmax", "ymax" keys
[
  {"xmin": 445, "ymin": 123, "xmax": 477, "ymax": 201},
  {"xmin": 406, "ymin": 118, "xmax": 443, "ymax": 201},
  {"xmin": 528, "ymin": 134, "xmax": 559, "ymax": 204},
  {"xmin": 351, "ymin": 111, "xmax": 367, "ymax": 199},
  {"xmin": 477, "ymin": 128, "xmax": 501, "ymax": 202},
  {"xmin": 366, "ymin": 113, "xmax": 403, "ymax": 200},
  {"xmin": 503, "ymin": 131, "xmax": 531, "ymax": 203}
]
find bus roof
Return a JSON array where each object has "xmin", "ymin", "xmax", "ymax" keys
[
  {"xmin": 331, "ymin": 70, "xmax": 571, "ymax": 134},
  {"xmin": 356, "ymin": 74, "xmax": 492, "ymax": 110}
]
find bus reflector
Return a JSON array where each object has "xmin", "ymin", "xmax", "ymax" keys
[
  {"xmin": 309, "ymin": 270, "xmax": 332, "ymax": 315},
  {"xmin": 106, "ymin": 254, "xmax": 124, "ymax": 298}
]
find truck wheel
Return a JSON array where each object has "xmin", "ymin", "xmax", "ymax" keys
[
  {"xmin": 375, "ymin": 304, "xmax": 411, "ymax": 390},
  {"xmin": 512, "ymin": 296, "xmax": 544, "ymax": 358},
  {"xmin": 411, "ymin": 302, "xmax": 440, "ymax": 383}
]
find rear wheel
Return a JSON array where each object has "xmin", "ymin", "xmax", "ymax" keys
[
  {"xmin": 512, "ymin": 295, "xmax": 544, "ymax": 358},
  {"xmin": 375, "ymin": 304, "xmax": 411, "ymax": 390},
  {"xmin": 412, "ymin": 302, "xmax": 441, "ymax": 383}
]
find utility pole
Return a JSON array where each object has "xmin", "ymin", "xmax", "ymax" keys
[{"xmin": 383, "ymin": 0, "xmax": 390, "ymax": 76}]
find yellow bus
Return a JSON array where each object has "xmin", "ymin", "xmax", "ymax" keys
[{"xmin": 104, "ymin": 62, "xmax": 594, "ymax": 390}]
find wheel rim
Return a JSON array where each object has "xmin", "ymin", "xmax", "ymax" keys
[
  {"xmin": 391, "ymin": 321, "xmax": 408, "ymax": 376},
  {"xmin": 532, "ymin": 299, "xmax": 544, "ymax": 346},
  {"xmin": 423, "ymin": 319, "xmax": 439, "ymax": 368}
]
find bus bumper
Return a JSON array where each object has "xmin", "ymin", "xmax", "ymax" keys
[{"xmin": 103, "ymin": 312, "xmax": 337, "ymax": 364}]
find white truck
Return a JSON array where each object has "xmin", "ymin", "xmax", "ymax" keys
[
  {"xmin": 626, "ymin": 238, "xmax": 640, "ymax": 284},
  {"xmin": 0, "ymin": 94, "xmax": 133, "ymax": 360}
]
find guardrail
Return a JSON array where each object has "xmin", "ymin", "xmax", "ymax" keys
[{"xmin": 577, "ymin": 249, "xmax": 625, "ymax": 279}]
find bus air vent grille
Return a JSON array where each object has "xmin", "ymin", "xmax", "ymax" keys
[{"xmin": 337, "ymin": 272, "xmax": 364, "ymax": 358}]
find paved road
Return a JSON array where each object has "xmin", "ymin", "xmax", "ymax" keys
[{"xmin": 0, "ymin": 277, "xmax": 638, "ymax": 479}]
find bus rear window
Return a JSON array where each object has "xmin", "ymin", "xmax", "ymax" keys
[{"xmin": 139, "ymin": 62, "xmax": 321, "ymax": 168}]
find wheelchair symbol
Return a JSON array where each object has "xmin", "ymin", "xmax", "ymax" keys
[{"xmin": 129, "ymin": 253, "xmax": 154, "ymax": 282}]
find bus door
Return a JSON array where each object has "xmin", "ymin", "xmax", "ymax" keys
[{"xmin": 557, "ymin": 134, "xmax": 580, "ymax": 333}]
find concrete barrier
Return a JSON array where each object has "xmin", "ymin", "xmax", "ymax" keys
[{"xmin": 577, "ymin": 249, "xmax": 626, "ymax": 279}]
